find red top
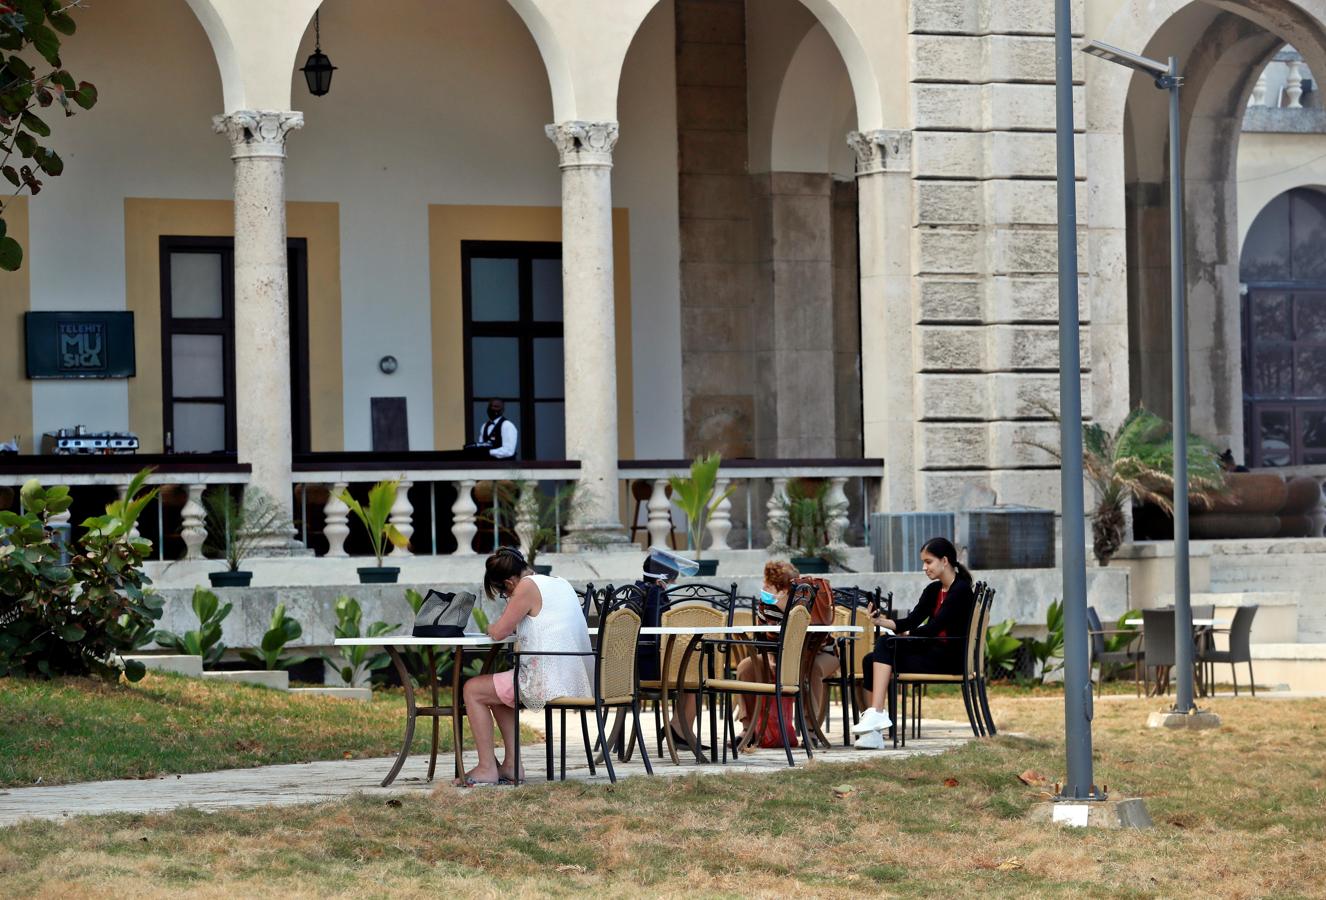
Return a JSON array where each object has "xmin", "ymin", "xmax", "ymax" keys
[{"xmin": 934, "ymin": 587, "xmax": 949, "ymax": 637}]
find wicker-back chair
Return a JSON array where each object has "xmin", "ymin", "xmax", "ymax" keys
[
  {"xmin": 705, "ymin": 598, "xmax": 814, "ymax": 767},
  {"xmin": 644, "ymin": 589, "xmax": 731, "ymax": 764},
  {"xmin": 892, "ymin": 582, "xmax": 988, "ymax": 747},
  {"xmin": 826, "ymin": 588, "xmax": 887, "ymax": 745},
  {"xmin": 516, "ymin": 594, "xmax": 652, "ymax": 785}
]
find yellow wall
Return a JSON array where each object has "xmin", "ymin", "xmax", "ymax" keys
[
  {"xmin": 123, "ymin": 198, "xmax": 343, "ymax": 452},
  {"xmin": 428, "ymin": 205, "xmax": 635, "ymax": 458},
  {"xmin": 0, "ymin": 198, "xmax": 29, "ymax": 449}
]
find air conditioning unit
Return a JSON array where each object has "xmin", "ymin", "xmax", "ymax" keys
[
  {"xmin": 958, "ymin": 506, "xmax": 1055, "ymax": 569},
  {"xmin": 869, "ymin": 512, "xmax": 955, "ymax": 572}
]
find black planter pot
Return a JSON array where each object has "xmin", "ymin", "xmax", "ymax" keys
[
  {"xmin": 791, "ymin": 556, "xmax": 829, "ymax": 574},
  {"xmin": 695, "ymin": 558, "xmax": 719, "ymax": 577},
  {"xmin": 533, "ymin": 564, "xmax": 552, "ymax": 575},
  {"xmin": 208, "ymin": 570, "xmax": 252, "ymax": 588},
  {"xmin": 357, "ymin": 566, "xmax": 400, "ymax": 584}
]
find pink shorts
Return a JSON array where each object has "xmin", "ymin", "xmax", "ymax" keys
[{"xmin": 492, "ymin": 670, "xmax": 516, "ymax": 707}]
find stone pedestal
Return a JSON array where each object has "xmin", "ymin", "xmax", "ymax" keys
[
  {"xmin": 1028, "ymin": 797, "xmax": 1153, "ymax": 829},
  {"xmin": 1147, "ymin": 709, "xmax": 1223, "ymax": 730},
  {"xmin": 213, "ymin": 110, "xmax": 304, "ymax": 553},
  {"xmin": 546, "ymin": 121, "xmax": 630, "ymax": 550}
]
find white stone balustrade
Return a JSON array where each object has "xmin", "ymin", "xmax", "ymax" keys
[
  {"xmin": 181, "ymin": 484, "xmax": 207, "ymax": 560},
  {"xmin": 323, "ymin": 482, "xmax": 350, "ymax": 557},
  {"xmin": 388, "ymin": 480, "xmax": 414, "ymax": 557},
  {"xmin": 708, "ymin": 477, "xmax": 733, "ymax": 551},
  {"xmin": 647, "ymin": 478, "xmax": 672, "ymax": 550}
]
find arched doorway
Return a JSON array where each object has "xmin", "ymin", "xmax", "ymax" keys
[{"xmin": 1240, "ymin": 187, "xmax": 1326, "ymax": 466}]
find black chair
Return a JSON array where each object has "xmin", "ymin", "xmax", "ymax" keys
[
  {"xmin": 892, "ymin": 582, "xmax": 987, "ymax": 746},
  {"xmin": 1087, "ymin": 606, "xmax": 1144, "ymax": 696},
  {"xmin": 1141, "ymin": 608, "xmax": 1177, "ymax": 695},
  {"xmin": 1200, "ymin": 605, "xmax": 1258, "ymax": 696},
  {"xmin": 972, "ymin": 585, "xmax": 998, "ymax": 736},
  {"xmin": 827, "ymin": 587, "xmax": 890, "ymax": 745}
]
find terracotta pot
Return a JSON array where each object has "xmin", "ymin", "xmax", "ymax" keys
[{"xmin": 1208, "ymin": 472, "xmax": 1287, "ymax": 515}]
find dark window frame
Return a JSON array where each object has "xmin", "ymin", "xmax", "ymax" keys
[
  {"xmin": 460, "ymin": 240, "xmax": 564, "ymax": 461},
  {"xmin": 159, "ymin": 236, "xmax": 311, "ymax": 455},
  {"xmin": 1242, "ymin": 285, "xmax": 1326, "ymax": 467}
]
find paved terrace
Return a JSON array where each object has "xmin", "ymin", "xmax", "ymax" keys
[{"xmin": 0, "ymin": 716, "xmax": 973, "ymax": 827}]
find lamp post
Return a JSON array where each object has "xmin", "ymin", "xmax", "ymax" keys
[
  {"xmin": 1053, "ymin": 0, "xmax": 1098, "ymax": 801},
  {"xmin": 1083, "ymin": 39, "xmax": 1199, "ymax": 715}
]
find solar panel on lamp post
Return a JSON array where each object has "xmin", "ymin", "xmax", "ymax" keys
[{"xmin": 1082, "ymin": 39, "xmax": 1199, "ymax": 715}]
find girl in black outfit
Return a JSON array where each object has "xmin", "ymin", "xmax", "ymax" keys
[{"xmin": 850, "ymin": 537, "xmax": 976, "ymax": 748}]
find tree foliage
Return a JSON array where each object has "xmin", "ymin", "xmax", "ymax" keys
[
  {"xmin": 0, "ymin": 0, "xmax": 98, "ymax": 270},
  {"xmin": 0, "ymin": 469, "xmax": 160, "ymax": 681}
]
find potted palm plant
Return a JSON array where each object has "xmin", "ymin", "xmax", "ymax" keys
[
  {"xmin": 204, "ymin": 486, "xmax": 285, "ymax": 588},
  {"xmin": 780, "ymin": 478, "xmax": 844, "ymax": 574},
  {"xmin": 483, "ymin": 481, "xmax": 590, "ymax": 574},
  {"xmin": 338, "ymin": 480, "xmax": 409, "ymax": 583},
  {"xmin": 668, "ymin": 453, "xmax": 735, "ymax": 577},
  {"xmin": 1025, "ymin": 406, "xmax": 1226, "ymax": 565}
]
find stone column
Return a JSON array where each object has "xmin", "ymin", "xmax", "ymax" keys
[
  {"xmin": 546, "ymin": 121, "xmax": 629, "ymax": 549},
  {"xmin": 849, "ymin": 129, "xmax": 915, "ymax": 512},
  {"xmin": 213, "ymin": 110, "xmax": 304, "ymax": 551}
]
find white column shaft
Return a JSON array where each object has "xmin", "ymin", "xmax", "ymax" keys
[{"xmin": 214, "ymin": 111, "xmax": 303, "ymax": 548}]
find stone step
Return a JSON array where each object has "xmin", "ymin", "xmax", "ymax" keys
[
  {"xmin": 201, "ymin": 670, "xmax": 290, "ymax": 690},
  {"xmin": 1246, "ymin": 643, "xmax": 1326, "ymax": 693},
  {"xmin": 123, "ymin": 654, "xmax": 203, "ymax": 677}
]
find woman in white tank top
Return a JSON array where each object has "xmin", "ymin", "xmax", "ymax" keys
[{"xmin": 456, "ymin": 548, "xmax": 592, "ymax": 786}]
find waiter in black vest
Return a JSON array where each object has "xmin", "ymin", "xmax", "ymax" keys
[{"xmin": 475, "ymin": 398, "xmax": 518, "ymax": 459}]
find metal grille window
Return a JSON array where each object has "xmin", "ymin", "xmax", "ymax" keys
[{"xmin": 1241, "ymin": 188, "xmax": 1326, "ymax": 466}]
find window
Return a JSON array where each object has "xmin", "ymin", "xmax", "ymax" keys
[
  {"xmin": 160, "ymin": 237, "xmax": 311, "ymax": 454},
  {"xmin": 462, "ymin": 241, "xmax": 564, "ymax": 460},
  {"xmin": 1241, "ymin": 188, "xmax": 1326, "ymax": 466}
]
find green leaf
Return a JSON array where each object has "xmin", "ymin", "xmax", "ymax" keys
[
  {"xmin": 14, "ymin": 130, "xmax": 35, "ymax": 157},
  {"xmin": 19, "ymin": 109, "xmax": 48, "ymax": 136},
  {"xmin": 48, "ymin": 10, "xmax": 76, "ymax": 36},
  {"xmin": 122, "ymin": 658, "xmax": 146, "ymax": 682},
  {"xmin": 72, "ymin": 81, "xmax": 95, "ymax": 109},
  {"xmin": 0, "ymin": 234, "xmax": 23, "ymax": 270},
  {"xmin": 28, "ymin": 23, "xmax": 61, "ymax": 66},
  {"xmin": 35, "ymin": 146, "xmax": 60, "ymax": 175},
  {"xmin": 59, "ymin": 624, "xmax": 85, "ymax": 641}
]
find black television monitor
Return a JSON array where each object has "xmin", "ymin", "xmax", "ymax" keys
[{"xmin": 24, "ymin": 311, "xmax": 136, "ymax": 379}]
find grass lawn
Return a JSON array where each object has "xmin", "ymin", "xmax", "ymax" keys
[
  {"xmin": 0, "ymin": 672, "xmax": 501, "ymax": 787},
  {"xmin": 2, "ymin": 688, "xmax": 1324, "ymax": 897}
]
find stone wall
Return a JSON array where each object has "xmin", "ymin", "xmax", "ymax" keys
[{"xmin": 908, "ymin": 3, "xmax": 1089, "ymax": 512}]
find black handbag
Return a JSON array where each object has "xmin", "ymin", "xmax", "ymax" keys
[{"xmin": 411, "ymin": 589, "xmax": 478, "ymax": 638}]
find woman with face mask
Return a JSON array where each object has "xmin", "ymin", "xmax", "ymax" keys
[{"xmin": 731, "ymin": 560, "xmax": 840, "ymax": 738}]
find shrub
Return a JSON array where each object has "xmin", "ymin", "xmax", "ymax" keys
[
  {"xmin": 153, "ymin": 586, "xmax": 231, "ymax": 668},
  {"xmin": 0, "ymin": 471, "xmax": 161, "ymax": 682},
  {"xmin": 322, "ymin": 595, "xmax": 395, "ymax": 687},
  {"xmin": 240, "ymin": 602, "xmax": 310, "ymax": 671}
]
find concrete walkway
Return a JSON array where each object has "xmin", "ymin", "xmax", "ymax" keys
[{"xmin": 0, "ymin": 717, "xmax": 974, "ymax": 827}]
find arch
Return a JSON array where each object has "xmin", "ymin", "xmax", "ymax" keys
[
  {"xmin": 504, "ymin": 0, "xmax": 576, "ymax": 122},
  {"xmin": 184, "ymin": 0, "xmax": 323, "ymax": 111},
  {"xmin": 769, "ymin": 23, "xmax": 857, "ymax": 176},
  {"xmin": 1106, "ymin": 0, "xmax": 1326, "ymax": 459}
]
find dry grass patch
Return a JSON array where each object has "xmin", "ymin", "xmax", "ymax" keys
[{"xmin": 2, "ymin": 692, "xmax": 1324, "ymax": 897}]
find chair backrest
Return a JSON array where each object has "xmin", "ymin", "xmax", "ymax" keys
[
  {"xmin": 1228, "ymin": 604, "xmax": 1258, "ymax": 660},
  {"xmin": 975, "ymin": 585, "xmax": 995, "ymax": 678},
  {"xmin": 832, "ymin": 589, "xmax": 875, "ymax": 676},
  {"xmin": 1142, "ymin": 608, "xmax": 1176, "ymax": 667},
  {"xmin": 595, "ymin": 599, "xmax": 643, "ymax": 702},
  {"xmin": 660, "ymin": 600, "xmax": 726, "ymax": 683},
  {"xmin": 661, "ymin": 582, "xmax": 736, "ymax": 616},
  {"xmin": 1192, "ymin": 604, "xmax": 1215, "ymax": 622},
  {"xmin": 776, "ymin": 601, "xmax": 812, "ymax": 690},
  {"xmin": 1086, "ymin": 606, "xmax": 1106, "ymax": 659},
  {"xmin": 727, "ymin": 601, "xmax": 758, "ymax": 668},
  {"xmin": 961, "ymin": 584, "xmax": 986, "ymax": 681}
]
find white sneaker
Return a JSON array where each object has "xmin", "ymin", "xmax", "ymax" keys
[
  {"xmin": 854, "ymin": 729, "xmax": 886, "ymax": 750},
  {"xmin": 850, "ymin": 708, "xmax": 893, "ymax": 734}
]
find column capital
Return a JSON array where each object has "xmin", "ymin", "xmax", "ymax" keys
[
  {"xmin": 544, "ymin": 120, "xmax": 619, "ymax": 169},
  {"xmin": 847, "ymin": 129, "xmax": 911, "ymax": 176},
  {"xmin": 213, "ymin": 110, "xmax": 304, "ymax": 160}
]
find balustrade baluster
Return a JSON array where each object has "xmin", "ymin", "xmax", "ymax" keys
[
  {"xmin": 451, "ymin": 479, "xmax": 478, "ymax": 555},
  {"xmin": 181, "ymin": 483, "xmax": 207, "ymax": 560},
  {"xmin": 389, "ymin": 481, "xmax": 414, "ymax": 557},
  {"xmin": 826, "ymin": 476, "xmax": 850, "ymax": 549},
  {"xmin": 646, "ymin": 478, "xmax": 672, "ymax": 549},
  {"xmin": 708, "ymin": 477, "xmax": 732, "ymax": 551},
  {"xmin": 766, "ymin": 477, "xmax": 789, "ymax": 551},
  {"xmin": 323, "ymin": 482, "xmax": 350, "ymax": 557}
]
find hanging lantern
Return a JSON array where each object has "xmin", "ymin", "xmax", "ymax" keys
[{"xmin": 300, "ymin": 12, "xmax": 336, "ymax": 97}]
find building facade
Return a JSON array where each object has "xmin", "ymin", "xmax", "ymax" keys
[{"xmin": 3, "ymin": 0, "xmax": 1326, "ymax": 537}]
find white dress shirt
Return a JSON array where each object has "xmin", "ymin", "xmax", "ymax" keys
[{"xmin": 478, "ymin": 416, "xmax": 518, "ymax": 459}]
